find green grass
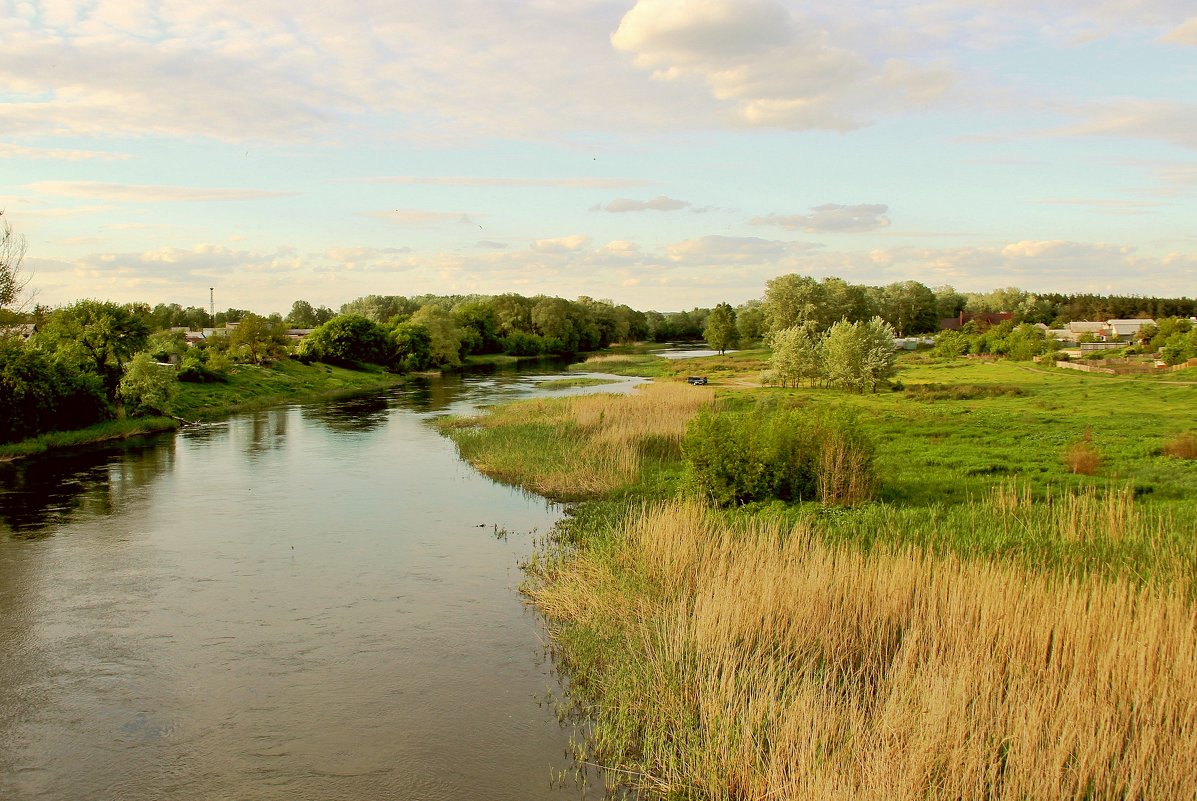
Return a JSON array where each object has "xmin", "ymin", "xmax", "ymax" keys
[
  {"xmin": 173, "ymin": 358, "xmax": 403, "ymax": 420},
  {"xmin": 0, "ymin": 417, "xmax": 178, "ymax": 461}
]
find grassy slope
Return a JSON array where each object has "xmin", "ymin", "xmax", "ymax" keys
[{"xmin": 172, "ymin": 358, "xmax": 402, "ymax": 420}]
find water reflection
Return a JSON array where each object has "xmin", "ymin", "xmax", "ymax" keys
[
  {"xmin": 0, "ymin": 437, "xmax": 175, "ymax": 537},
  {"xmin": 300, "ymin": 394, "xmax": 390, "ymax": 434}
]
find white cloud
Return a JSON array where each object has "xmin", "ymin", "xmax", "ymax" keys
[
  {"xmin": 532, "ymin": 235, "xmax": 590, "ymax": 253},
  {"xmin": 24, "ymin": 181, "xmax": 294, "ymax": 202},
  {"xmin": 594, "ymin": 195, "xmax": 691, "ymax": 212},
  {"xmin": 1163, "ymin": 16, "xmax": 1197, "ymax": 44},
  {"xmin": 751, "ymin": 203, "xmax": 890, "ymax": 233},
  {"xmin": 664, "ymin": 235, "xmax": 806, "ymax": 264},
  {"xmin": 612, "ymin": 0, "xmax": 953, "ymax": 130}
]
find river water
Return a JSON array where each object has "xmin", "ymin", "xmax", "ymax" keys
[{"xmin": 0, "ymin": 367, "xmax": 646, "ymax": 801}]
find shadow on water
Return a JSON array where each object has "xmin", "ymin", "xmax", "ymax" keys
[
  {"xmin": 0, "ymin": 360, "xmax": 634, "ymax": 541},
  {"xmin": 0, "ymin": 436, "xmax": 175, "ymax": 538}
]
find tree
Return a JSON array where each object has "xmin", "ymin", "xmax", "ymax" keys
[
  {"xmin": 34, "ymin": 300, "xmax": 152, "ymax": 404},
  {"xmin": 768, "ymin": 324, "xmax": 822, "ymax": 388},
  {"xmin": 300, "ymin": 314, "xmax": 395, "ymax": 367},
  {"xmin": 735, "ymin": 300, "xmax": 766, "ymax": 344},
  {"xmin": 858, "ymin": 317, "xmax": 899, "ymax": 392},
  {"xmin": 821, "ymin": 317, "xmax": 897, "ymax": 393},
  {"xmin": 703, "ymin": 303, "xmax": 738, "ymax": 354},
  {"xmin": 1, "ymin": 211, "xmax": 29, "ymax": 311},
  {"xmin": 286, "ymin": 300, "xmax": 320, "ymax": 328},
  {"xmin": 879, "ymin": 281, "xmax": 937, "ymax": 336},
  {"xmin": 934, "ymin": 285, "xmax": 967, "ymax": 322},
  {"xmin": 821, "ymin": 277, "xmax": 876, "ymax": 325},
  {"xmin": 410, "ymin": 304, "xmax": 465, "ymax": 366},
  {"xmin": 391, "ymin": 322, "xmax": 434, "ymax": 371},
  {"xmin": 119, "ymin": 352, "xmax": 179, "ymax": 416},
  {"xmin": 226, "ymin": 313, "xmax": 289, "ymax": 364},
  {"xmin": 763, "ymin": 274, "xmax": 827, "ymax": 337}
]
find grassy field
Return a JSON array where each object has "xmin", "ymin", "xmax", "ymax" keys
[{"xmin": 439, "ymin": 350, "xmax": 1197, "ymax": 800}]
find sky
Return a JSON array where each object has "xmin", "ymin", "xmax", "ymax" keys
[{"xmin": 3, "ymin": 0, "xmax": 1196, "ymax": 314}]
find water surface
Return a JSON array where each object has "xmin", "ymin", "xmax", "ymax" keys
[{"xmin": 0, "ymin": 367, "xmax": 645, "ymax": 800}]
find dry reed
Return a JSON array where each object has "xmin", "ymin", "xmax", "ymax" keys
[
  {"xmin": 531, "ymin": 501, "xmax": 1197, "ymax": 800},
  {"xmin": 1163, "ymin": 431, "xmax": 1197, "ymax": 460},
  {"xmin": 462, "ymin": 382, "xmax": 712, "ymax": 498}
]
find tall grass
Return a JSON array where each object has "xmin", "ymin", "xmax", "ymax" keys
[
  {"xmin": 1163, "ymin": 431, "xmax": 1197, "ymax": 460},
  {"xmin": 531, "ymin": 501, "xmax": 1197, "ymax": 800},
  {"xmin": 443, "ymin": 382, "xmax": 712, "ymax": 499}
]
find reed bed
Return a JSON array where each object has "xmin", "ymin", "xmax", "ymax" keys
[
  {"xmin": 531, "ymin": 501, "xmax": 1197, "ymax": 800},
  {"xmin": 446, "ymin": 382, "xmax": 713, "ymax": 499}
]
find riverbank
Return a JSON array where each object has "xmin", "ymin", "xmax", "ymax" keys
[
  {"xmin": 438, "ymin": 352, "xmax": 1197, "ymax": 800},
  {"xmin": 0, "ymin": 358, "xmax": 405, "ymax": 461}
]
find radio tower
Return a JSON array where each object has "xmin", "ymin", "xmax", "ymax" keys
[{"xmin": 209, "ymin": 287, "xmax": 214, "ymax": 320}]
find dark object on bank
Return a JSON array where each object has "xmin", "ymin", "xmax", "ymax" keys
[{"xmin": 687, "ymin": 376, "xmax": 708, "ymax": 385}]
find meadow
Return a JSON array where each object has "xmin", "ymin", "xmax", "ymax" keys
[{"xmin": 441, "ymin": 349, "xmax": 1197, "ymax": 800}]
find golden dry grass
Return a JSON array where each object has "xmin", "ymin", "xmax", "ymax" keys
[
  {"xmin": 459, "ymin": 382, "xmax": 713, "ymax": 498},
  {"xmin": 1163, "ymin": 431, "xmax": 1197, "ymax": 460},
  {"xmin": 1062, "ymin": 432, "xmax": 1103, "ymax": 475},
  {"xmin": 531, "ymin": 501, "xmax": 1197, "ymax": 800}
]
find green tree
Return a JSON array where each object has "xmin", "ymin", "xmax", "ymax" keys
[
  {"xmin": 763, "ymin": 274, "xmax": 827, "ymax": 337},
  {"xmin": 300, "ymin": 314, "xmax": 395, "ymax": 367},
  {"xmin": 769, "ymin": 323, "xmax": 822, "ymax": 388},
  {"xmin": 703, "ymin": 302, "xmax": 738, "ymax": 354},
  {"xmin": 934, "ymin": 285, "xmax": 967, "ymax": 322},
  {"xmin": 821, "ymin": 317, "xmax": 897, "ymax": 393},
  {"xmin": 286, "ymin": 300, "xmax": 321, "ymax": 328},
  {"xmin": 0, "ymin": 336, "xmax": 108, "ymax": 442},
  {"xmin": 452, "ymin": 300, "xmax": 502, "ymax": 355},
  {"xmin": 735, "ymin": 300, "xmax": 766, "ymax": 344},
  {"xmin": 34, "ymin": 300, "xmax": 152, "ymax": 404},
  {"xmin": 226, "ymin": 313, "xmax": 289, "ymax": 364},
  {"xmin": 411, "ymin": 304, "xmax": 465, "ymax": 366},
  {"xmin": 119, "ymin": 352, "xmax": 179, "ymax": 416},
  {"xmin": 879, "ymin": 281, "xmax": 937, "ymax": 336},
  {"xmin": 821, "ymin": 277, "xmax": 876, "ymax": 325},
  {"xmin": 391, "ymin": 322, "xmax": 434, "ymax": 371}
]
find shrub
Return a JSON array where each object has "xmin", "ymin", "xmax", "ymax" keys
[
  {"xmin": 1162, "ymin": 431, "xmax": 1197, "ymax": 460},
  {"xmin": 683, "ymin": 403, "xmax": 875, "ymax": 506},
  {"xmin": 1063, "ymin": 430, "xmax": 1102, "ymax": 475},
  {"xmin": 119, "ymin": 352, "xmax": 179, "ymax": 416}
]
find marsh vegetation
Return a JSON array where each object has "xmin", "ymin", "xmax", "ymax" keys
[{"xmin": 440, "ymin": 351, "xmax": 1197, "ymax": 800}]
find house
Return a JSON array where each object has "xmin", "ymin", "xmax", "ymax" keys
[
  {"xmin": 0, "ymin": 323, "xmax": 37, "ymax": 340},
  {"xmin": 939, "ymin": 311, "xmax": 1014, "ymax": 331},
  {"xmin": 1066, "ymin": 321, "xmax": 1107, "ymax": 336},
  {"xmin": 1106, "ymin": 319, "xmax": 1155, "ymax": 341}
]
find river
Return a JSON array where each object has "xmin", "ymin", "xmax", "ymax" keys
[{"xmin": 0, "ymin": 366, "xmax": 646, "ymax": 801}]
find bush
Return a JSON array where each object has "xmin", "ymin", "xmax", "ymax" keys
[
  {"xmin": 1162, "ymin": 431, "xmax": 1197, "ymax": 460},
  {"xmin": 683, "ymin": 403, "xmax": 875, "ymax": 507},
  {"xmin": 1063, "ymin": 430, "xmax": 1102, "ymax": 475},
  {"xmin": 119, "ymin": 352, "xmax": 179, "ymax": 416}
]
